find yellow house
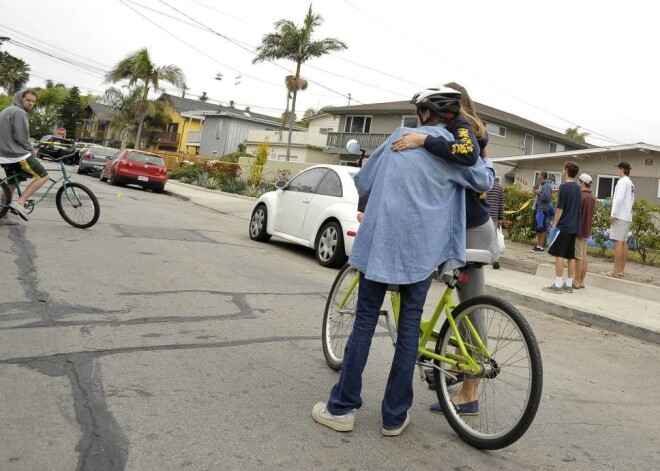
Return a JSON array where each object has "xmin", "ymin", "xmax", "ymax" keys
[{"xmin": 148, "ymin": 93, "xmax": 227, "ymax": 156}]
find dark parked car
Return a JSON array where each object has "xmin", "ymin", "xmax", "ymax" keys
[
  {"xmin": 37, "ymin": 136, "xmax": 78, "ymax": 164},
  {"xmin": 100, "ymin": 149, "xmax": 168, "ymax": 192},
  {"xmin": 77, "ymin": 148, "xmax": 119, "ymax": 176}
]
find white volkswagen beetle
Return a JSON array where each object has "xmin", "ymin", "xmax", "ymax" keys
[{"xmin": 248, "ymin": 164, "xmax": 360, "ymax": 268}]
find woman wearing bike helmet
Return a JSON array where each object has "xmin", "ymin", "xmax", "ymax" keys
[{"xmin": 392, "ymin": 84, "xmax": 494, "ymax": 416}]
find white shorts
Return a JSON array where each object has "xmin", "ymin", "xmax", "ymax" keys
[{"xmin": 610, "ymin": 218, "xmax": 631, "ymax": 241}]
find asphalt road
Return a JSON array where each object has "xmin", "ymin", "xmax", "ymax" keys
[{"xmin": 1, "ymin": 171, "xmax": 659, "ymax": 471}]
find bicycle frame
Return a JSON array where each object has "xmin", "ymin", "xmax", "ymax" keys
[
  {"xmin": 340, "ymin": 268, "xmax": 492, "ymax": 376},
  {"xmin": 2, "ymin": 159, "xmax": 71, "ymax": 211}
]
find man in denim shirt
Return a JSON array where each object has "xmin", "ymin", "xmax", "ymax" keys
[
  {"xmin": 312, "ymin": 87, "xmax": 494, "ymax": 436},
  {"xmin": 531, "ymin": 171, "xmax": 553, "ymax": 252}
]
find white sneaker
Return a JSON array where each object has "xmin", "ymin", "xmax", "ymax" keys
[
  {"xmin": 382, "ymin": 412, "xmax": 410, "ymax": 437},
  {"xmin": 9, "ymin": 202, "xmax": 28, "ymax": 221},
  {"xmin": 312, "ymin": 402, "xmax": 355, "ymax": 432}
]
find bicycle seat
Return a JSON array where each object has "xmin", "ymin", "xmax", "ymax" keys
[{"xmin": 466, "ymin": 249, "xmax": 491, "ymax": 265}]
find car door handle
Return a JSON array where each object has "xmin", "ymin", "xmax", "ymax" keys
[{"xmin": 302, "ymin": 198, "xmax": 311, "ymax": 203}]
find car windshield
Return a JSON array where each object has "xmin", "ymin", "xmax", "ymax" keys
[{"xmin": 128, "ymin": 152, "xmax": 165, "ymax": 166}]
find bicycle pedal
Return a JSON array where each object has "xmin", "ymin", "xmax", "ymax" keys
[{"xmin": 25, "ymin": 200, "xmax": 35, "ymax": 214}]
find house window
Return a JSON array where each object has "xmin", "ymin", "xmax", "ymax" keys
[
  {"xmin": 548, "ymin": 142, "xmax": 565, "ymax": 153},
  {"xmin": 167, "ymin": 123, "xmax": 179, "ymax": 133},
  {"xmin": 485, "ymin": 122, "xmax": 506, "ymax": 137},
  {"xmin": 657, "ymin": 180, "xmax": 660, "ymax": 198},
  {"xmin": 523, "ymin": 134, "xmax": 534, "ymax": 155},
  {"xmin": 344, "ymin": 116, "xmax": 372, "ymax": 133},
  {"xmin": 596, "ymin": 175, "xmax": 620, "ymax": 199},
  {"xmin": 402, "ymin": 116, "xmax": 418, "ymax": 128}
]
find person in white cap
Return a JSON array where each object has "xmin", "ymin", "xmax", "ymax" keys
[{"xmin": 574, "ymin": 173, "xmax": 596, "ymax": 288}]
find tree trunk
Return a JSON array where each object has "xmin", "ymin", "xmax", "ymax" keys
[
  {"xmin": 135, "ymin": 116, "xmax": 145, "ymax": 150},
  {"xmin": 134, "ymin": 86, "xmax": 150, "ymax": 149},
  {"xmin": 285, "ymin": 66, "xmax": 302, "ymax": 161}
]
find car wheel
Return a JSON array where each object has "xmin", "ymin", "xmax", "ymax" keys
[
  {"xmin": 109, "ymin": 172, "xmax": 121, "ymax": 186},
  {"xmin": 77, "ymin": 167, "xmax": 84, "ymax": 175},
  {"xmin": 153, "ymin": 186, "xmax": 164, "ymax": 193},
  {"xmin": 249, "ymin": 204, "xmax": 271, "ymax": 242},
  {"xmin": 99, "ymin": 171, "xmax": 107, "ymax": 182},
  {"xmin": 315, "ymin": 221, "xmax": 346, "ymax": 268}
]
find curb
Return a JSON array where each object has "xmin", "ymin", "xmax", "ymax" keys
[
  {"xmin": 485, "ymin": 284, "xmax": 659, "ymax": 344},
  {"xmin": 166, "ymin": 180, "xmax": 258, "ymax": 202}
]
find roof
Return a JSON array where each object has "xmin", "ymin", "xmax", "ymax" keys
[
  {"xmin": 491, "ymin": 142, "xmax": 660, "ymax": 164},
  {"xmin": 324, "ymin": 100, "xmax": 591, "ymax": 149},
  {"xmin": 159, "ymin": 93, "xmax": 282, "ymax": 124},
  {"xmin": 88, "ymin": 102, "xmax": 117, "ymax": 121}
]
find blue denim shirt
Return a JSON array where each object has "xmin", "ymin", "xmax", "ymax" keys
[{"xmin": 349, "ymin": 125, "xmax": 494, "ymax": 284}]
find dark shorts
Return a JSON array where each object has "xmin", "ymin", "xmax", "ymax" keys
[
  {"xmin": 1, "ymin": 155, "xmax": 48, "ymax": 182},
  {"xmin": 533, "ymin": 209, "xmax": 550, "ymax": 233},
  {"xmin": 548, "ymin": 230, "xmax": 576, "ymax": 259}
]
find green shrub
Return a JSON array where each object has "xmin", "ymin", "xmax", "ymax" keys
[
  {"xmin": 630, "ymin": 200, "xmax": 660, "ymax": 265},
  {"xmin": 249, "ymin": 142, "xmax": 269, "ymax": 187},
  {"xmin": 203, "ymin": 160, "xmax": 242, "ymax": 183},
  {"xmin": 221, "ymin": 178, "xmax": 248, "ymax": 194},
  {"xmin": 222, "ymin": 150, "xmax": 251, "ymax": 164},
  {"xmin": 168, "ymin": 162, "xmax": 204, "ymax": 181},
  {"xmin": 277, "ymin": 168, "xmax": 292, "ymax": 182},
  {"xmin": 590, "ymin": 201, "xmax": 612, "ymax": 254},
  {"xmin": 503, "ymin": 186, "xmax": 536, "ymax": 242}
]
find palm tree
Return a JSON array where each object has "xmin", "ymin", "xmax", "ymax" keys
[
  {"xmin": 0, "ymin": 46, "xmax": 30, "ymax": 94},
  {"xmin": 102, "ymin": 86, "xmax": 141, "ymax": 148},
  {"xmin": 199, "ymin": 92, "xmax": 209, "ymax": 102},
  {"xmin": 105, "ymin": 48, "xmax": 185, "ymax": 149},
  {"xmin": 565, "ymin": 126, "xmax": 589, "ymax": 143},
  {"xmin": 253, "ymin": 5, "xmax": 347, "ymax": 160}
]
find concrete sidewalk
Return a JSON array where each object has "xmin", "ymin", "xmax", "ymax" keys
[{"xmin": 164, "ymin": 180, "xmax": 660, "ymax": 344}]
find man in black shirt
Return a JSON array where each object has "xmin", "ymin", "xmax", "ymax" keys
[{"xmin": 542, "ymin": 161, "xmax": 581, "ymax": 294}]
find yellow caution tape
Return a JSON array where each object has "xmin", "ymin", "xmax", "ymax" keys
[{"xmin": 503, "ymin": 198, "xmax": 534, "ymax": 215}]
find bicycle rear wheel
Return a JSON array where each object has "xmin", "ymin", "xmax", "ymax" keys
[
  {"xmin": 55, "ymin": 182, "xmax": 100, "ymax": 229},
  {"xmin": 322, "ymin": 263, "xmax": 398, "ymax": 371},
  {"xmin": 322, "ymin": 263, "xmax": 359, "ymax": 371},
  {"xmin": 0, "ymin": 183, "xmax": 11, "ymax": 219},
  {"xmin": 433, "ymin": 295, "xmax": 542, "ymax": 450}
]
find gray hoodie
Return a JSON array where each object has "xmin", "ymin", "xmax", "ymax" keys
[{"xmin": 0, "ymin": 89, "xmax": 35, "ymax": 161}]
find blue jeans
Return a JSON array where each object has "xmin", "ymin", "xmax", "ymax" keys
[{"xmin": 327, "ymin": 273, "xmax": 433, "ymax": 429}]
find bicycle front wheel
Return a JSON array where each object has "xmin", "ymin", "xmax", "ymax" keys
[
  {"xmin": 433, "ymin": 295, "xmax": 543, "ymax": 450},
  {"xmin": 0, "ymin": 182, "xmax": 11, "ymax": 219},
  {"xmin": 55, "ymin": 182, "xmax": 100, "ymax": 229}
]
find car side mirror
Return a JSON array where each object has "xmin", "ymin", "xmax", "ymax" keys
[{"xmin": 275, "ymin": 180, "xmax": 287, "ymax": 190}]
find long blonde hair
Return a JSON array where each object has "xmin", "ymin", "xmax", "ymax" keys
[{"xmin": 445, "ymin": 82, "xmax": 485, "ymax": 139}]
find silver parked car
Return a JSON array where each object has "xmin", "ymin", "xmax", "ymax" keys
[{"xmin": 77, "ymin": 148, "xmax": 120, "ymax": 176}]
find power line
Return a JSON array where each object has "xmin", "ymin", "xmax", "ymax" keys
[{"xmin": 340, "ymin": 0, "xmax": 623, "ymax": 145}]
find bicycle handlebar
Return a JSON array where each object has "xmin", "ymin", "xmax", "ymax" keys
[{"xmin": 37, "ymin": 150, "xmax": 78, "ymax": 162}]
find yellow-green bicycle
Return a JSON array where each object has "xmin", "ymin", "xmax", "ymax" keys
[{"xmin": 322, "ymin": 249, "xmax": 543, "ymax": 449}]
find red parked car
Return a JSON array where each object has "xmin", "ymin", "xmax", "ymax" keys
[{"xmin": 100, "ymin": 149, "xmax": 168, "ymax": 192}]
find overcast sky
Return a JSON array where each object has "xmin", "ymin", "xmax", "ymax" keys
[{"xmin": 2, "ymin": 0, "xmax": 657, "ymax": 147}]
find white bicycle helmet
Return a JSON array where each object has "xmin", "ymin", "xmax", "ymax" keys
[{"xmin": 410, "ymin": 86, "xmax": 461, "ymax": 115}]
